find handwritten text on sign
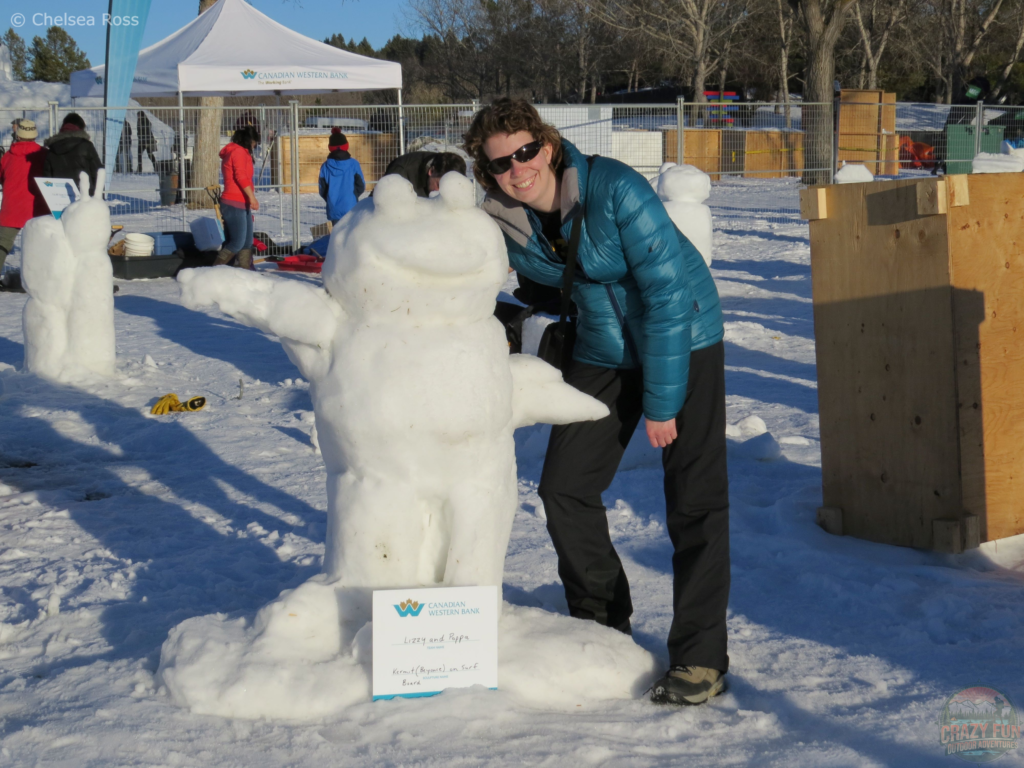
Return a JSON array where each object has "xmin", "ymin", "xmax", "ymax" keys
[{"xmin": 372, "ymin": 586, "xmax": 498, "ymax": 700}]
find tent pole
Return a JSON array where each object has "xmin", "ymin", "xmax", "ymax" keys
[
  {"xmin": 178, "ymin": 89, "xmax": 186, "ymax": 227},
  {"xmin": 397, "ymin": 89, "xmax": 406, "ymax": 156},
  {"xmin": 290, "ymin": 99, "xmax": 301, "ymax": 251}
]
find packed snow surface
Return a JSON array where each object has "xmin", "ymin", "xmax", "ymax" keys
[
  {"xmin": 0, "ymin": 176, "xmax": 1022, "ymax": 765},
  {"xmin": 21, "ymin": 170, "xmax": 116, "ymax": 382}
]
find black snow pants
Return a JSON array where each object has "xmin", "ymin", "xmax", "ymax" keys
[{"xmin": 538, "ymin": 341, "xmax": 731, "ymax": 673}]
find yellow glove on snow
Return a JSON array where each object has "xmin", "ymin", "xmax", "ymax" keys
[{"xmin": 150, "ymin": 394, "xmax": 206, "ymax": 415}]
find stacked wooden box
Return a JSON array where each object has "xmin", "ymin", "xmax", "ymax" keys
[{"xmin": 837, "ymin": 89, "xmax": 899, "ymax": 176}]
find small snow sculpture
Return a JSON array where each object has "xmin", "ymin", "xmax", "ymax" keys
[
  {"xmin": 178, "ymin": 172, "xmax": 609, "ymax": 625},
  {"xmin": 653, "ymin": 162, "xmax": 713, "ymax": 266},
  {"xmin": 834, "ymin": 162, "xmax": 875, "ymax": 184},
  {"xmin": 21, "ymin": 170, "xmax": 116, "ymax": 381}
]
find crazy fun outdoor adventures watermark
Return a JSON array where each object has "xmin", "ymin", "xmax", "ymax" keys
[
  {"xmin": 10, "ymin": 12, "xmax": 140, "ymax": 28},
  {"xmin": 939, "ymin": 686, "xmax": 1020, "ymax": 762}
]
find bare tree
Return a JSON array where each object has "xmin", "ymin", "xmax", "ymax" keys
[
  {"xmin": 790, "ymin": 0, "xmax": 856, "ymax": 181},
  {"xmin": 189, "ymin": 0, "xmax": 223, "ymax": 209},
  {"xmin": 990, "ymin": 0, "xmax": 1024, "ymax": 100},
  {"xmin": 595, "ymin": 0, "xmax": 749, "ymax": 102},
  {"xmin": 852, "ymin": 0, "xmax": 910, "ymax": 89},
  {"xmin": 927, "ymin": 0, "xmax": 1005, "ymax": 102}
]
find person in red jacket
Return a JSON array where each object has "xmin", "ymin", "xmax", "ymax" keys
[
  {"xmin": 214, "ymin": 126, "xmax": 260, "ymax": 269},
  {"xmin": 0, "ymin": 119, "xmax": 48, "ymax": 276}
]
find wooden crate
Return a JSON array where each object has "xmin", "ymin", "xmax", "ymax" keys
[
  {"xmin": 801, "ymin": 174, "xmax": 1024, "ymax": 552},
  {"xmin": 275, "ymin": 132, "xmax": 399, "ymax": 194},
  {"xmin": 663, "ymin": 129, "xmax": 721, "ymax": 179}
]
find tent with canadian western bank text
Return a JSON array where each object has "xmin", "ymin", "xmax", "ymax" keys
[{"xmin": 70, "ymin": 0, "xmax": 401, "ymax": 98}]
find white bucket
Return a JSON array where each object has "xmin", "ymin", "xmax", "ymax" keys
[{"xmin": 124, "ymin": 233, "xmax": 155, "ymax": 258}]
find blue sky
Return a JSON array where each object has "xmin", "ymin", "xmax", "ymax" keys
[{"xmin": 5, "ymin": 0, "xmax": 410, "ymax": 68}]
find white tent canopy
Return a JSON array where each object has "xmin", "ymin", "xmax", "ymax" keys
[{"xmin": 70, "ymin": 0, "xmax": 402, "ymax": 98}]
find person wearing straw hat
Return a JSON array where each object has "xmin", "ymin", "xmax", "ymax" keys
[{"xmin": 0, "ymin": 119, "xmax": 47, "ymax": 277}]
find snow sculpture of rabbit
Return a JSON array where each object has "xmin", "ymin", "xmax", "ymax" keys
[{"xmin": 22, "ymin": 170, "xmax": 116, "ymax": 381}]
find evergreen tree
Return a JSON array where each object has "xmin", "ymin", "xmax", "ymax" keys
[
  {"xmin": 2, "ymin": 29, "xmax": 28, "ymax": 80},
  {"xmin": 29, "ymin": 26, "xmax": 90, "ymax": 83}
]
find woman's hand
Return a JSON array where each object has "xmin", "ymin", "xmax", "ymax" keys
[
  {"xmin": 244, "ymin": 185, "xmax": 259, "ymax": 211},
  {"xmin": 646, "ymin": 418, "xmax": 678, "ymax": 448}
]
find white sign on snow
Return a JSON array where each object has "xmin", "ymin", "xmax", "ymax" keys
[
  {"xmin": 372, "ymin": 586, "xmax": 498, "ymax": 701},
  {"xmin": 34, "ymin": 177, "xmax": 82, "ymax": 218}
]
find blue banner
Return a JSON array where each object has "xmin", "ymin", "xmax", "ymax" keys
[{"xmin": 103, "ymin": 0, "xmax": 153, "ymax": 185}]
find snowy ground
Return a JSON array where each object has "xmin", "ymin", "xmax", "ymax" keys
[{"xmin": 0, "ymin": 179, "xmax": 1022, "ymax": 766}]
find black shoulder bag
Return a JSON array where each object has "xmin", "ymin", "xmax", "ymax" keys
[{"xmin": 536, "ymin": 157, "xmax": 591, "ymax": 371}]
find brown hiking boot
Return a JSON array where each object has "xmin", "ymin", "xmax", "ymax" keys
[
  {"xmin": 212, "ymin": 247, "xmax": 235, "ymax": 266},
  {"xmin": 650, "ymin": 666, "xmax": 725, "ymax": 706},
  {"xmin": 234, "ymin": 248, "xmax": 253, "ymax": 270}
]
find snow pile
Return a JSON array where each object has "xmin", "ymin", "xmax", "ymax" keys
[
  {"xmin": 653, "ymin": 162, "xmax": 714, "ymax": 266},
  {"xmin": 727, "ymin": 415, "xmax": 782, "ymax": 462},
  {"xmin": 834, "ymin": 163, "xmax": 874, "ymax": 184},
  {"xmin": 167, "ymin": 172, "xmax": 637, "ymax": 717},
  {"xmin": 158, "ymin": 581, "xmax": 658, "ymax": 720},
  {"xmin": 972, "ymin": 152, "xmax": 1024, "ymax": 173},
  {"xmin": 21, "ymin": 170, "xmax": 116, "ymax": 382}
]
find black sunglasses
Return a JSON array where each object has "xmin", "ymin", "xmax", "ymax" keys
[{"xmin": 486, "ymin": 140, "xmax": 544, "ymax": 175}]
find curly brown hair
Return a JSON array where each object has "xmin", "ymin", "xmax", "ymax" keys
[{"xmin": 463, "ymin": 98, "xmax": 563, "ymax": 191}]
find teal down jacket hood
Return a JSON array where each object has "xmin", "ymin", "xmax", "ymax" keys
[{"xmin": 481, "ymin": 140, "xmax": 724, "ymax": 422}]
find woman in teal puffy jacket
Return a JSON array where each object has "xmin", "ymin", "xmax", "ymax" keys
[{"xmin": 466, "ymin": 99, "xmax": 730, "ymax": 706}]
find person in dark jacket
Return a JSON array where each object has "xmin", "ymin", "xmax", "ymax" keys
[
  {"xmin": 42, "ymin": 113, "xmax": 104, "ymax": 196},
  {"xmin": 116, "ymin": 117, "xmax": 133, "ymax": 174},
  {"xmin": 318, "ymin": 129, "xmax": 365, "ymax": 224},
  {"xmin": 137, "ymin": 111, "xmax": 157, "ymax": 173},
  {"xmin": 466, "ymin": 98, "xmax": 729, "ymax": 707},
  {"xmin": 382, "ymin": 150, "xmax": 467, "ymax": 197}
]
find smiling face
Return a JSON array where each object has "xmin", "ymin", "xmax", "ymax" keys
[{"xmin": 482, "ymin": 131, "xmax": 559, "ymax": 212}]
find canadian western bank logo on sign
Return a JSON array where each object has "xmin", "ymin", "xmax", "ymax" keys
[
  {"xmin": 393, "ymin": 598, "xmax": 482, "ymax": 618},
  {"xmin": 240, "ymin": 68, "xmax": 350, "ymax": 85},
  {"xmin": 394, "ymin": 599, "xmax": 423, "ymax": 618}
]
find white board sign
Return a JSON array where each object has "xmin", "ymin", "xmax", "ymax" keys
[
  {"xmin": 372, "ymin": 586, "xmax": 498, "ymax": 701},
  {"xmin": 34, "ymin": 177, "xmax": 82, "ymax": 218}
]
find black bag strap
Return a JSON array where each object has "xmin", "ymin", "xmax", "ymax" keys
[{"xmin": 556, "ymin": 156, "xmax": 594, "ymax": 367}]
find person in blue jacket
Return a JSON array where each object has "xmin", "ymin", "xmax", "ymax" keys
[
  {"xmin": 466, "ymin": 99, "xmax": 729, "ymax": 706},
  {"xmin": 318, "ymin": 129, "xmax": 365, "ymax": 224}
]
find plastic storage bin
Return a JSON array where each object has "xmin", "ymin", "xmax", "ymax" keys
[{"xmin": 110, "ymin": 232, "xmax": 195, "ymax": 280}]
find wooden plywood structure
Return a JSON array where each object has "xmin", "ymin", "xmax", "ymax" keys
[
  {"xmin": 744, "ymin": 131, "xmax": 804, "ymax": 178},
  {"xmin": 275, "ymin": 132, "xmax": 399, "ymax": 194},
  {"xmin": 805, "ymin": 173, "xmax": 1024, "ymax": 551},
  {"xmin": 663, "ymin": 129, "xmax": 721, "ymax": 179},
  {"xmin": 837, "ymin": 89, "xmax": 897, "ymax": 176}
]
